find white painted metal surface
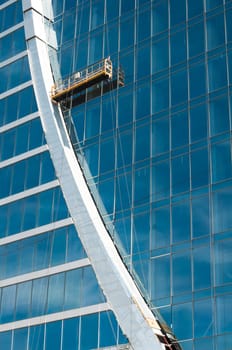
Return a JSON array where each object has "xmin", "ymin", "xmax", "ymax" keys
[{"xmin": 22, "ymin": 1, "xmax": 165, "ymax": 349}]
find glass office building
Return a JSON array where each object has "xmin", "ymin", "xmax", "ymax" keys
[{"xmin": 0, "ymin": 0, "xmax": 232, "ymax": 349}]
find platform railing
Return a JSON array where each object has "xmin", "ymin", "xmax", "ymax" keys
[{"xmin": 51, "ymin": 58, "xmax": 113, "ymax": 100}]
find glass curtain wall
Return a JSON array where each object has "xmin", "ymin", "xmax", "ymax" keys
[{"xmin": 50, "ymin": 0, "xmax": 232, "ymax": 349}]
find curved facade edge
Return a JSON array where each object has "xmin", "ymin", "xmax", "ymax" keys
[{"xmin": 22, "ymin": 1, "xmax": 165, "ymax": 349}]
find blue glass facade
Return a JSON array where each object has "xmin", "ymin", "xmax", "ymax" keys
[{"xmin": 1, "ymin": 0, "xmax": 232, "ymax": 349}]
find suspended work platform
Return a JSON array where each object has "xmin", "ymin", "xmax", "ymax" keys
[{"xmin": 51, "ymin": 58, "xmax": 113, "ymax": 103}]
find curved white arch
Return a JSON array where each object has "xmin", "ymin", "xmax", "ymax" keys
[{"xmin": 22, "ymin": 1, "xmax": 165, "ymax": 349}]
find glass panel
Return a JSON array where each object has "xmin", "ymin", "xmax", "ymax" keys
[
  {"xmin": 151, "ymin": 206, "xmax": 170, "ymax": 249},
  {"xmin": 152, "ymin": 77, "xmax": 169, "ymax": 113},
  {"xmin": 190, "ymin": 103, "xmax": 208, "ymax": 142},
  {"xmin": 135, "ymin": 123, "xmax": 150, "ymax": 162},
  {"xmin": 152, "ymin": 1, "xmax": 168, "ymax": 35},
  {"xmin": 121, "ymin": 0, "xmax": 135, "ymax": 15},
  {"xmin": 209, "ymin": 95, "xmax": 230, "ymax": 136},
  {"xmin": 15, "ymin": 281, "xmax": 32, "ymax": 321},
  {"xmin": 170, "ymin": 0, "xmax": 186, "ymax": 26},
  {"xmin": 64, "ymin": 269, "xmax": 81, "ymax": 310},
  {"xmin": 34, "ymin": 232, "xmax": 52, "ymax": 270},
  {"xmin": 172, "ymin": 200, "xmax": 191, "ymax": 243},
  {"xmin": 80, "ymin": 313, "xmax": 98, "ymax": 350},
  {"xmin": 208, "ymin": 55, "xmax": 227, "ymax": 92},
  {"xmin": 82, "ymin": 267, "xmax": 104, "ymax": 306},
  {"xmin": 47, "ymin": 273, "xmax": 65, "ymax": 313},
  {"xmin": 171, "ymin": 111, "xmax": 189, "ymax": 149},
  {"xmin": 99, "ymin": 138, "xmax": 115, "ymax": 173},
  {"xmin": 67, "ymin": 226, "xmax": 86, "ymax": 261},
  {"xmin": 0, "ymin": 331, "xmax": 12, "ymax": 350},
  {"xmin": 117, "ymin": 129, "xmax": 133, "ymax": 168},
  {"xmin": 62, "ymin": 317, "xmax": 79, "ymax": 350},
  {"xmin": 188, "ymin": 21, "xmax": 205, "ymax": 57},
  {"xmin": 133, "ymin": 212, "xmax": 150, "ymax": 254},
  {"xmin": 134, "ymin": 166, "xmax": 150, "ymax": 206},
  {"xmin": 13, "ymin": 328, "xmax": 28, "ymax": 350},
  {"xmin": 216, "ymin": 294, "xmax": 232, "ymax": 334},
  {"xmin": 88, "ymin": 30, "xmax": 103, "ymax": 64},
  {"xmin": 91, "ymin": 0, "xmax": 104, "ymax": 30},
  {"xmin": 193, "ymin": 245, "xmax": 211, "ymax": 290},
  {"xmin": 85, "ymin": 102, "xmax": 100, "ymax": 139},
  {"xmin": 188, "ymin": 0, "xmax": 204, "ymax": 18},
  {"xmin": 26, "ymin": 155, "xmax": 40, "ymax": 189},
  {"xmin": 136, "ymin": 44, "xmax": 150, "ymax": 80},
  {"xmin": 172, "ymin": 302, "xmax": 193, "ymax": 340},
  {"xmin": 31, "ymin": 277, "xmax": 48, "ymax": 317},
  {"xmin": 215, "ymin": 238, "xmax": 232, "ymax": 285},
  {"xmin": 120, "ymin": 17, "xmax": 134, "ymax": 50},
  {"xmin": 100, "ymin": 311, "xmax": 118, "ymax": 348},
  {"xmin": 172, "ymin": 154, "xmax": 190, "ymax": 195},
  {"xmin": 152, "ymin": 160, "xmax": 170, "ymax": 201},
  {"xmin": 29, "ymin": 325, "xmax": 44, "ymax": 350},
  {"xmin": 172, "ymin": 251, "xmax": 192, "ymax": 295},
  {"xmin": 171, "ymin": 69, "xmax": 188, "ymax": 106},
  {"xmin": 211, "ymin": 140, "xmax": 232, "ymax": 183},
  {"xmin": 137, "ymin": 9, "xmax": 151, "ymax": 42},
  {"xmin": 0, "ymin": 285, "xmax": 16, "ymax": 323},
  {"xmin": 151, "ymin": 255, "xmax": 170, "ymax": 300},
  {"xmin": 115, "ymin": 172, "xmax": 132, "ymax": 212},
  {"xmin": 171, "ymin": 29, "xmax": 187, "ymax": 66},
  {"xmin": 192, "ymin": 195, "xmax": 210, "ymax": 238},
  {"xmin": 152, "ymin": 117, "xmax": 169, "ymax": 156},
  {"xmin": 98, "ymin": 178, "xmax": 114, "ymax": 214},
  {"xmin": 207, "ymin": 13, "xmax": 225, "ymax": 51},
  {"xmin": 51, "ymin": 228, "xmax": 66, "ymax": 266},
  {"xmin": 191, "ymin": 148, "xmax": 209, "ymax": 189},
  {"xmin": 152, "ymin": 37, "xmax": 169, "ymax": 74},
  {"xmin": 213, "ymin": 188, "xmax": 232, "ymax": 233},
  {"xmin": 136, "ymin": 83, "xmax": 150, "ymax": 119},
  {"xmin": 189, "ymin": 62, "xmax": 206, "ymax": 99},
  {"xmin": 45, "ymin": 321, "xmax": 62, "ymax": 350},
  {"xmin": 118, "ymin": 87, "xmax": 133, "ymax": 126}
]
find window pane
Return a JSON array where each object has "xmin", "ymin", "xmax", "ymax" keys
[
  {"xmin": 151, "ymin": 206, "xmax": 170, "ymax": 249},
  {"xmin": 0, "ymin": 285, "xmax": 16, "ymax": 323},
  {"xmin": 193, "ymin": 245, "xmax": 211, "ymax": 290},
  {"xmin": 171, "ymin": 111, "xmax": 188, "ymax": 149},
  {"xmin": 207, "ymin": 13, "xmax": 225, "ymax": 51},
  {"xmin": 152, "ymin": 160, "xmax": 170, "ymax": 201},
  {"xmin": 211, "ymin": 140, "xmax": 232, "ymax": 183},
  {"xmin": 151, "ymin": 255, "xmax": 170, "ymax": 300},
  {"xmin": 15, "ymin": 281, "xmax": 32, "ymax": 321},
  {"xmin": 216, "ymin": 294, "xmax": 232, "ymax": 334},
  {"xmin": 191, "ymin": 148, "xmax": 209, "ymax": 189},
  {"xmin": 192, "ymin": 195, "xmax": 210, "ymax": 238},
  {"xmin": 80, "ymin": 314, "xmax": 98, "ymax": 350},
  {"xmin": 47, "ymin": 273, "xmax": 65, "ymax": 313},
  {"xmin": 172, "ymin": 251, "xmax": 192, "ymax": 294},
  {"xmin": 213, "ymin": 188, "xmax": 232, "ymax": 233},
  {"xmin": 209, "ymin": 95, "xmax": 229, "ymax": 136},
  {"xmin": 29, "ymin": 325, "xmax": 44, "ymax": 350},
  {"xmin": 31, "ymin": 278, "xmax": 48, "ymax": 317},
  {"xmin": 172, "ymin": 303, "xmax": 193, "ymax": 340},
  {"xmin": 172, "ymin": 154, "xmax": 190, "ymax": 195},
  {"xmin": 13, "ymin": 328, "xmax": 28, "ymax": 350},
  {"xmin": 45, "ymin": 321, "xmax": 62, "ymax": 350},
  {"xmin": 215, "ymin": 239, "xmax": 232, "ymax": 285},
  {"xmin": 172, "ymin": 200, "xmax": 190, "ymax": 243},
  {"xmin": 62, "ymin": 317, "xmax": 79, "ymax": 350}
]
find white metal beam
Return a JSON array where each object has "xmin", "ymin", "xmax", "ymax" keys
[{"xmin": 22, "ymin": 1, "xmax": 165, "ymax": 349}]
